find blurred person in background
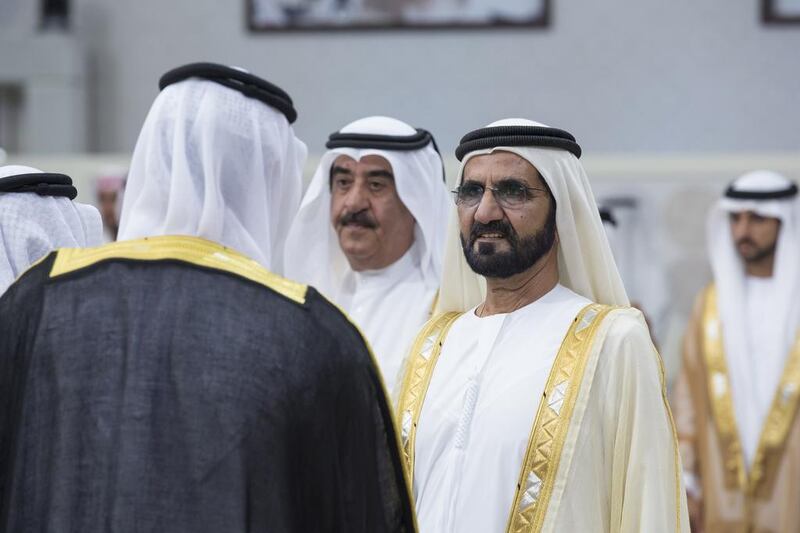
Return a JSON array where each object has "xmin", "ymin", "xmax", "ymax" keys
[
  {"xmin": 0, "ymin": 164, "xmax": 102, "ymax": 295},
  {"xmin": 0, "ymin": 63, "xmax": 415, "ymax": 533},
  {"xmin": 94, "ymin": 168, "xmax": 126, "ymax": 242},
  {"xmin": 284, "ymin": 115, "xmax": 450, "ymax": 394},
  {"xmin": 673, "ymin": 170, "xmax": 800, "ymax": 532},
  {"xmin": 599, "ymin": 204, "xmax": 666, "ymax": 348}
]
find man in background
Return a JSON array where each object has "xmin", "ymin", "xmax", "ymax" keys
[
  {"xmin": 95, "ymin": 168, "xmax": 126, "ymax": 242},
  {"xmin": 673, "ymin": 170, "xmax": 800, "ymax": 532}
]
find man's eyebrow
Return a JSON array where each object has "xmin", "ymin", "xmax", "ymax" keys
[
  {"xmin": 365, "ymin": 169, "xmax": 394, "ymax": 180},
  {"xmin": 330, "ymin": 165, "xmax": 353, "ymax": 176},
  {"xmin": 496, "ymin": 177, "xmax": 528, "ymax": 186}
]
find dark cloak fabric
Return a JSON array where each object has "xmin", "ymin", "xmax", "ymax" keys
[{"xmin": 0, "ymin": 244, "xmax": 415, "ymax": 532}]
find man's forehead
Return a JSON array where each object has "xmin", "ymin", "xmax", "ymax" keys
[
  {"xmin": 728, "ymin": 209, "xmax": 780, "ymax": 221},
  {"xmin": 462, "ymin": 151, "xmax": 541, "ymax": 181},
  {"xmin": 332, "ymin": 154, "xmax": 393, "ymax": 171}
]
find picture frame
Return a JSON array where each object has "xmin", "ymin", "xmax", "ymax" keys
[
  {"xmin": 247, "ymin": 0, "xmax": 550, "ymax": 32},
  {"xmin": 762, "ymin": 0, "xmax": 800, "ymax": 24}
]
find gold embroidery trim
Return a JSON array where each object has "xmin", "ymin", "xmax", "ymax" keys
[
  {"xmin": 702, "ymin": 284, "xmax": 800, "ymax": 496},
  {"xmin": 701, "ymin": 284, "xmax": 746, "ymax": 489},
  {"xmin": 395, "ymin": 311, "xmax": 462, "ymax": 487},
  {"xmin": 506, "ymin": 303, "xmax": 614, "ymax": 533},
  {"xmin": 49, "ymin": 235, "xmax": 307, "ymax": 304}
]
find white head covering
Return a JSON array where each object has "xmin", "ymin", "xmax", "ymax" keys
[
  {"xmin": 437, "ymin": 118, "xmax": 629, "ymax": 313},
  {"xmin": 0, "ymin": 165, "xmax": 103, "ymax": 294},
  {"xmin": 118, "ymin": 77, "xmax": 307, "ymax": 273},
  {"xmin": 707, "ymin": 170, "xmax": 800, "ymax": 461},
  {"xmin": 283, "ymin": 115, "xmax": 451, "ymax": 297}
]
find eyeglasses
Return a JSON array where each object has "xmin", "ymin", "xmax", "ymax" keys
[{"xmin": 452, "ymin": 181, "xmax": 548, "ymax": 209}]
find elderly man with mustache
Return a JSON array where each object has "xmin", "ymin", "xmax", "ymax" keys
[{"xmin": 284, "ymin": 116, "xmax": 451, "ymax": 394}]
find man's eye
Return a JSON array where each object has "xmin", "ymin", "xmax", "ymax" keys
[
  {"xmin": 368, "ymin": 180, "xmax": 386, "ymax": 191},
  {"xmin": 497, "ymin": 183, "xmax": 527, "ymax": 201},
  {"xmin": 334, "ymin": 178, "xmax": 351, "ymax": 189},
  {"xmin": 460, "ymin": 184, "xmax": 484, "ymax": 198}
]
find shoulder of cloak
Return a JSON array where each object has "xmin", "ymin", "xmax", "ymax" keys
[
  {"xmin": 47, "ymin": 236, "xmax": 309, "ymax": 305},
  {"xmin": 0, "ymin": 251, "xmax": 55, "ymax": 310},
  {"xmin": 596, "ymin": 306, "xmax": 660, "ymax": 359},
  {"xmin": 39, "ymin": 237, "xmax": 377, "ymax": 364}
]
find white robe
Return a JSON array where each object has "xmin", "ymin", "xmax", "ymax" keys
[
  {"xmin": 732, "ymin": 277, "xmax": 790, "ymax": 467},
  {"xmin": 413, "ymin": 284, "xmax": 688, "ymax": 532},
  {"xmin": 338, "ymin": 243, "xmax": 437, "ymax": 394}
]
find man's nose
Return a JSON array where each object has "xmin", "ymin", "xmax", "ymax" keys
[
  {"xmin": 731, "ymin": 217, "xmax": 752, "ymax": 241},
  {"xmin": 343, "ymin": 182, "xmax": 370, "ymax": 212},
  {"xmin": 474, "ymin": 189, "xmax": 504, "ymax": 224}
]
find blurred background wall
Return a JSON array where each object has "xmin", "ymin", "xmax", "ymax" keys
[{"xmin": 1, "ymin": 0, "xmax": 799, "ymax": 153}]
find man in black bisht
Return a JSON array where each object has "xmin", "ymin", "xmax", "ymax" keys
[{"xmin": 0, "ymin": 63, "xmax": 416, "ymax": 532}]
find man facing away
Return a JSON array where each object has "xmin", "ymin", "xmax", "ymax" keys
[
  {"xmin": 0, "ymin": 63, "xmax": 415, "ymax": 532},
  {"xmin": 673, "ymin": 170, "xmax": 800, "ymax": 532},
  {"xmin": 396, "ymin": 118, "xmax": 689, "ymax": 532},
  {"xmin": 284, "ymin": 116, "xmax": 451, "ymax": 394}
]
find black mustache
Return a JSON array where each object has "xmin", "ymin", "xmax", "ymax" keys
[
  {"xmin": 339, "ymin": 210, "xmax": 378, "ymax": 229},
  {"xmin": 736, "ymin": 238, "xmax": 756, "ymax": 247}
]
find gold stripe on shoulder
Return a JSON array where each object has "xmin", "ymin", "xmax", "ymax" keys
[
  {"xmin": 49, "ymin": 235, "xmax": 307, "ymax": 305},
  {"xmin": 506, "ymin": 303, "xmax": 615, "ymax": 533},
  {"xmin": 396, "ymin": 311, "xmax": 462, "ymax": 487}
]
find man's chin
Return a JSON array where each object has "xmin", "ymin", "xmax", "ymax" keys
[
  {"xmin": 464, "ymin": 251, "xmax": 520, "ymax": 279},
  {"xmin": 340, "ymin": 239, "xmax": 376, "ymax": 259},
  {"xmin": 742, "ymin": 252, "xmax": 775, "ymax": 264}
]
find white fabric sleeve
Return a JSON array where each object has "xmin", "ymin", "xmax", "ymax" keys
[{"xmin": 606, "ymin": 313, "xmax": 690, "ymax": 533}]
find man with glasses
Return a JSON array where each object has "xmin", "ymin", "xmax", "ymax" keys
[
  {"xmin": 396, "ymin": 118, "xmax": 688, "ymax": 532},
  {"xmin": 284, "ymin": 116, "xmax": 451, "ymax": 394}
]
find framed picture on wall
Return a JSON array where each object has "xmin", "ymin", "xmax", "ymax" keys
[
  {"xmin": 248, "ymin": 0, "xmax": 550, "ymax": 31},
  {"xmin": 763, "ymin": 0, "xmax": 800, "ymax": 24}
]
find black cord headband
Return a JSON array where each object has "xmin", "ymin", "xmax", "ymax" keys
[
  {"xmin": 455, "ymin": 125, "xmax": 582, "ymax": 161},
  {"xmin": 326, "ymin": 127, "xmax": 445, "ymax": 181},
  {"xmin": 159, "ymin": 62, "xmax": 298, "ymax": 124},
  {"xmin": 0, "ymin": 173, "xmax": 77, "ymax": 200},
  {"xmin": 327, "ymin": 128, "xmax": 437, "ymax": 151},
  {"xmin": 725, "ymin": 182, "xmax": 798, "ymax": 201}
]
